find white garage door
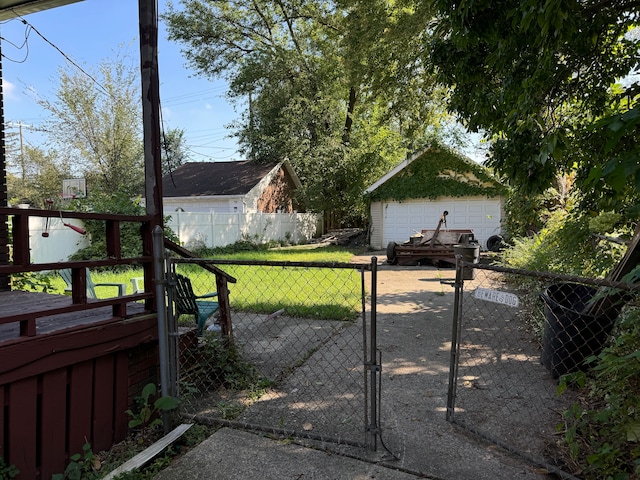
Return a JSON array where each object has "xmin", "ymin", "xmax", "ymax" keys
[{"xmin": 381, "ymin": 197, "xmax": 502, "ymax": 250}]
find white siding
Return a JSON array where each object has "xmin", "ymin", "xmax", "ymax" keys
[{"xmin": 368, "ymin": 201, "xmax": 384, "ymax": 251}]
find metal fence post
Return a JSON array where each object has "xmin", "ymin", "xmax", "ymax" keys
[
  {"xmin": 165, "ymin": 261, "xmax": 178, "ymax": 399},
  {"xmin": 446, "ymin": 254, "xmax": 464, "ymax": 422},
  {"xmin": 367, "ymin": 256, "xmax": 379, "ymax": 451},
  {"xmin": 152, "ymin": 226, "xmax": 171, "ymax": 432}
]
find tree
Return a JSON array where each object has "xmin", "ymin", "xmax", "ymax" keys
[
  {"xmin": 161, "ymin": 127, "xmax": 191, "ymax": 176},
  {"xmin": 163, "ymin": 0, "xmax": 450, "ymax": 225},
  {"xmin": 36, "ymin": 53, "xmax": 144, "ymax": 197},
  {"xmin": 6, "ymin": 145, "xmax": 71, "ymax": 207},
  {"xmin": 429, "ymin": 0, "xmax": 640, "ymax": 215}
]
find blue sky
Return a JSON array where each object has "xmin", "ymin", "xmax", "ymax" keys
[{"xmin": 1, "ymin": 0, "xmax": 241, "ymax": 163}]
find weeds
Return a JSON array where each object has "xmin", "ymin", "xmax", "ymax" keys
[
  {"xmin": 0, "ymin": 457, "xmax": 19, "ymax": 479},
  {"xmin": 126, "ymin": 384, "xmax": 180, "ymax": 441},
  {"xmin": 52, "ymin": 442, "xmax": 98, "ymax": 480}
]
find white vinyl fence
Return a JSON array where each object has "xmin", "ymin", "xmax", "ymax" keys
[
  {"xmin": 27, "ymin": 212, "xmax": 320, "ymax": 264},
  {"xmin": 165, "ymin": 211, "xmax": 320, "ymax": 249},
  {"xmin": 29, "ymin": 216, "xmax": 91, "ymax": 265}
]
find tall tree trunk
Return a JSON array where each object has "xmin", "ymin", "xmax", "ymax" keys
[{"xmin": 342, "ymin": 87, "xmax": 357, "ymax": 144}]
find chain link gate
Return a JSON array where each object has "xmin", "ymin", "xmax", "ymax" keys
[
  {"xmin": 164, "ymin": 257, "xmax": 382, "ymax": 449},
  {"xmin": 447, "ymin": 258, "xmax": 639, "ymax": 479}
]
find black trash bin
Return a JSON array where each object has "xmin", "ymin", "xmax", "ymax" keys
[{"xmin": 540, "ymin": 283, "xmax": 620, "ymax": 379}]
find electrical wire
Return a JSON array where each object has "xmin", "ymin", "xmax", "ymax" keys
[
  {"xmin": 0, "ymin": 21, "xmax": 32, "ymax": 62},
  {"xmin": 6, "ymin": 10, "xmax": 113, "ymax": 99}
]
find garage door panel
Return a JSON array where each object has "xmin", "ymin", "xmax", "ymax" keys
[{"xmin": 380, "ymin": 198, "xmax": 502, "ymax": 249}]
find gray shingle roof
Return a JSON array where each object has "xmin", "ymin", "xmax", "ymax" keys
[{"xmin": 162, "ymin": 161, "xmax": 277, "ymax": 197}]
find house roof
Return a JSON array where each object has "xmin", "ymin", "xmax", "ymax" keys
[
  {"xmin": 0, "ymin": 0, "xmax": 83, "ymax": 20},
  {"xmin": 162, "ymin": 160, "xmax": 301, "ymax": 198},
  {"xmin": 365, "ymin": 146, "xmax": 505, "ymax": 201}
]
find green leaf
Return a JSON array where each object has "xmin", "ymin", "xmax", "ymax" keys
[
  {"xmin": 141, "ymin": 383, "xmax": 157, "ymax": 402},
  {"xmin": 627, "ymin": 422, "xmax": 640, "ymax": 442},
  {"xmin": 128, "ymin": 418, "xmax": 143, "ymax": 428},
  {"xmin": 154, "ymin": 396, "xmax": 180, "ymax": 412}
]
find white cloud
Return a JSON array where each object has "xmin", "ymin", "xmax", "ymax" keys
[{"xmin": 2, "ymin": 79, "xmax": 17, "ymax": 100}]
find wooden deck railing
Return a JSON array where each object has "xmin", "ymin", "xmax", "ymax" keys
[{"xmin": 0, "ymin": 207, "xmax": 157, "ymax": 338}]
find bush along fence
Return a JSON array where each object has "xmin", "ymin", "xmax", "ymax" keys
[
  {"xmin": 163, "ymin": 257, "xmax": 383, "ymax": 449},
  {"xmin": 447, "ymin": 259, "xmax": 640, "ymax": 480}
]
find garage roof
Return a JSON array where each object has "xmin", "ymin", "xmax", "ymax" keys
[
  {"xmin": 0, "ymin": 0, "xmax": 83, "ymax": 20},
  {"xmin": 365, "ymin": 146, "xmax": 505, "ymax": 202}
]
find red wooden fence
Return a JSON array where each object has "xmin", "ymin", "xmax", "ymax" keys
[{"xmin": 0, "ymin": 315, "xmax": 158, "ymax": 479}]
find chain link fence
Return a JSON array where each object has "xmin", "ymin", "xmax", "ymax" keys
[
  {"xmin": 166, "ymin": 258, "xmax": 376, "ymax": 447},
  {"xmin": 447, "ymin": 260, "xmax": 639, "ymax": 478}
]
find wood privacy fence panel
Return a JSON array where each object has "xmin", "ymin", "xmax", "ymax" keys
[
  {"xmin": 3, "ymin": 355, "xmax": 124, "ymax": 479},
  {"xmin": 0, "ymin": 318, "xmax": 159, "ymax": 480}
]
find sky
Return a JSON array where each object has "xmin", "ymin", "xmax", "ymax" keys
[{"xmin": 0, "ymin": 0, "xmax": 241, "ymax": 164}]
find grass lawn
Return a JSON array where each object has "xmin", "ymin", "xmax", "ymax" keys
[
  {"xmin": 22, "ymin": 245, "xmax": 366, "ymax": 320},
  {"xmin": 176, "ymin": 245, "xmax": 364, "ymax": 320}
]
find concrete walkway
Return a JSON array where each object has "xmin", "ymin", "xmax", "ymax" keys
[{"xmin": 155, "ymin": 256, "xmax": 548, "ymax": 480}]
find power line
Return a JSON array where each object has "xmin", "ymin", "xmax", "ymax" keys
[{"xmin": 5, "ymin": 11, "xmax": 113, "ymax": 99}]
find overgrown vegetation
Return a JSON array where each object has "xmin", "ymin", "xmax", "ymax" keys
[
  {"xmin": 67, "ymin": 190, "xmax": 179, "ymax": 270},
  {"xmin": 49, "ymin": 424, "xmax": 217, "ymax": 480},
  {"xmin": 557, "ymin": 305, "xmax": 640, "ymax": 479},
  {"xmin": 499, "ymin": 205, "xmax": 630, "ymax": 278},
  {"xmin": 10, "ymin": 271, "xmax": 55, "ymax": 293},
  {"xmin": 68, "ymin": 189, "xmax": 147, "ymax": 263},
  {"xmin": 188, "ymin": 335, "xmax": 262, "ymax": 393},
  {"xmin": 366, "ymin": 144, "xmax": 505, "ymax": 202},
  {"xmin": 498, "ymin": 199, "xmax": 639, "ymax": 479},
  {"xmin": 52, "ymin": 442, "xmax": 98, "ymax": 480}
]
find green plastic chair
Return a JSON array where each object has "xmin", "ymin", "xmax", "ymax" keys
[
  {"xmin": 60, "ymin": 268, "xmax": 127, "ymax": 299},
  {"xmin": 174, "ymin": 273, "xmax": 219, "ymax": 335}
]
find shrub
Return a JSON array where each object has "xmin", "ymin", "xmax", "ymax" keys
[
  {"xmin": 499, "ymin": 208, "xmax": 629, "ymax": 278},
  {"xmin": 67, "ymin": 189, "xmax": 178, "ymax": 269}
]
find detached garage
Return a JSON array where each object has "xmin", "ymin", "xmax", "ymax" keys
[{"xmin": 365, "ymin": 146, "xmax": 506, "ymax": 250}]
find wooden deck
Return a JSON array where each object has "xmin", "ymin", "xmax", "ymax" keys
[{"xmin": 0, "ymin": 290, "xmax": 149, "ymax": 343}]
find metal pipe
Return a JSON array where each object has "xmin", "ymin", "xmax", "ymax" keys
[
  {"xmin": 153, "ymin": 225, "xmax": 170, "ymax": 432},
  {"xmin": 446, "ymin": 254, "xmax": 464, "ymax": 422},
  {"xmin": 368, "ymin": 256, "xmax": 378, "ymax": 451}
]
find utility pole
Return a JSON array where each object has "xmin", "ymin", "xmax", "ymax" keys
[{"xmin": 0, "ymin": 39, "xmax": 9, "ymax": 291}]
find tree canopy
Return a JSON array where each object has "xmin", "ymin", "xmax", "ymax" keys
[
  {"xmin": 37, "ymin": 54, "xmax": 144, "ymax": 197},
  {"xmin": 163, "ymin": 0, "xmax": 453, "ymax": 225},
  {"xmin": 430, "ymin": 0, "xmax": 640, "ymax": 215}
]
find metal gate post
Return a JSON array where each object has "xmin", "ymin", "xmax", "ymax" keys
[
  {"xmin": 152, "ymin": 226, "xmax": 172, "ymax": 432},
  {"xmin": 446, "ymin": 254, "xmax": 465, "ymax": 422},
  {"xmin": 367, "ymin": 256, "xmax": 380, "ymax": 451},
  {"xmin": 165, "ymin": 260, "xmax": 179, "ymax": 399}
]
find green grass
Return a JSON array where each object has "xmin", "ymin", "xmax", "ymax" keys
[
  {"xmin": 20, "ymin": 246, "xmax": 364, "ymax": 320},
  {"xmin": 176, "ymin": 246, "xmax": 363, "ymax": 320}
]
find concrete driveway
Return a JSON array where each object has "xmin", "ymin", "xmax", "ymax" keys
[{"xmin": 155, "ymin": 254, "xmax": 551, "ymax": 480}]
